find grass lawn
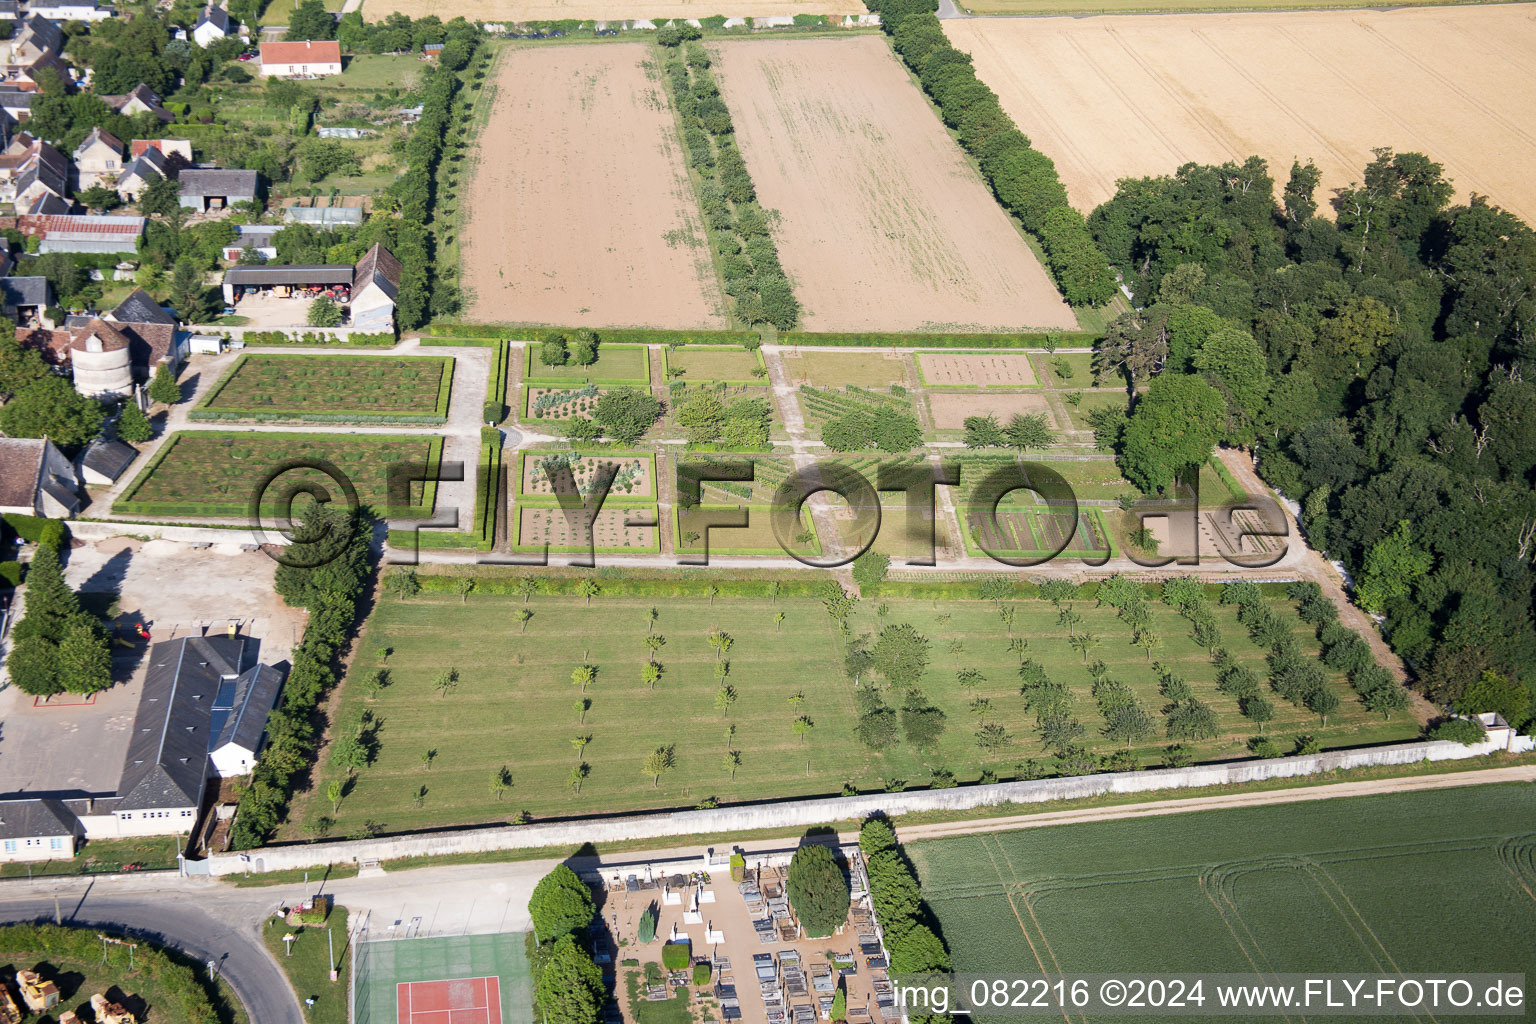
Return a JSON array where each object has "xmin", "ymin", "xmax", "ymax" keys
[
  {"xmin": 524, "ymin": 344, "xmax": 650, "ymax": 384},
  {"xmin": 195, "ymin": 355, "xmax": 454, "ymax": 423},
  {"xmin": 909, "ymin": 784, "xmax": 1536, "ymax": 997},
  {"xmin": 259, "ymin": 0, "xmax": 345, "ymax": 26},
  {"xmin": 1028, "ymin": 350, "xmax": 1097, "ymax": 386},
  {"xmin": 0, "ymin": 834, "xmax": 183, "ymax": 878},
  {"xmin": 0, "ymin": 941, "xmax": 245, "ymax": 1024},
  {"xmin": 262, "ymin": 908, "xmax": 349, "ymax": 1024},
  {"xmin": 624, "ymin": 969, "xmax": 692, "ymax": 1024},
  {"xmin": 663, "ymin": 345, "xmax": 764, "ymax": 383},
  {"xmin": 674, "ymin": 506, "xmax": 821, "ymax": 556},
  {"xmin": 294, "ymin": 587, "xmax": 1416, "ymax": 837},
  {"xmin": 779, "ymin": 350, "xmax": 912, "ymax": 388},
  {"xmin": 1064, "ymin": 388, "xmax": 1129, "ymax": 430},
  {"xmin": 114, "ymin": 431, "xmax": 442, "ymax": 519}
]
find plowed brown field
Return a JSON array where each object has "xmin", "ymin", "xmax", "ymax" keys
[
  {"xmin": 712, "ymin": 36, "xmax": 1078, "ymax": 334},
  {"xmin": 461, "ymin": 44, "xmax": 724, "ymax": 328},
  {"xmin": 946, "ymin": 6, "xmax": 1536, "ymax": 222}
]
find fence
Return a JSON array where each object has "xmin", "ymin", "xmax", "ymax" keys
[{"xmin": 201, "ymin": 737, "xmax": 1525, "ymax": 877}]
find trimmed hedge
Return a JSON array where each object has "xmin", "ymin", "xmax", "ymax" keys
[
  {"xmin": 780, "ymin": 329, "xmax": 1099, "ymax": 347},
  {"xmin": 1, "ymin": 513, "xmax": 68, "ymax": 548},
  {"xmin": 429, "ymin": 323, "xmax": 1103, "ymax": 347},
  {"xmin": 415, "ymin": 573, "xmax": 832, "ymax": 600},
  {"xmin": 213, "ymin": 330, "xmax": 396, "ymax": 346},
  {"xmin": 428, "ymin": 323, "xmax": 762, "ymax": 345}
]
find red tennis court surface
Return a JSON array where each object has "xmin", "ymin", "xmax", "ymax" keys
[{"xmin": 397, "ymin": 976, "xmax": 501, "ymax": 1024}]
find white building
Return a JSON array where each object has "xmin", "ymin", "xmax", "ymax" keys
[
  {"xmin": 26, "ymin": 0, "xmax": 112, "ymax": 21},
  {"xmin": 191, "ymin": 4, "xmax": 237, "ymax": 48},
  {"xmin": 259, "ymin": 40, "xmax": 341, "ymax": 77},
  {"xmin": 0, "ymin": 799, "xmax": 76, "ymax": 862}
]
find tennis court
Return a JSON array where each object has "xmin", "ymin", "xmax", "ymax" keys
[{"xmin": 355, "ymin": 933, "xmax": 530, "ymax": 1024}]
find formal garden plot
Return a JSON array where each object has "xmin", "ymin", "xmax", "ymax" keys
[
  {"xmin": 194, "ymin": 355, "xmax": 455, "ymax": 424},
  {"xmin": 677, "ymin": 454, "xmax": 795, "ymax": 506},
  {"xmin": 951, "ymin": 454, "xmax": 1140, "ymax": 504},
  {"xmin": 928, "ymin": 392, "xmax": 1057, "ymax": 431},
  {"xmin": 523, "ymin": 344, "xmax": 650, "ymax": 385},
  {"xmin": 674, "ymin": 506, "xmax": 821, "ymax": 556},
  {"xmin": 524, "ymin": 385, "xmax": 605, "ymax": 421},
  {"xmin": 910, "ymin": 786, "xmax": 1536, "ymax": 987},
  {"xmin": 663, "ymin": 346, "xmax": 766, "ymax": 383},
  {"xmin": 1030, "ymin": 350, "xmax": 1096, "ymax": 386},
  {"xmin": 518, "ymin": 452, "xmax": 655, "ymax": 500},
  {"xmin": 114, "ymin": 431, "xmax": 441, "ymax": 518},
  {"xmin": 797, "ymin": 385, "xmax": 915, "ymax": 428},
  {"xmin": 917, "ymin": 352, "xmax": 1038, "ymax": 387},
  {"xmin": 780, "ymin": 350, "xmax": 911, "ymax": 389},
  {"xmin": 515, "ymin": 505, "xmax": 659, "ymax": 553},
  {"xmin": 304, "ymin": 581, "xmax": 1416, "ymax": 835},
  {"xmin": 965, "ymin": 507, "xmax": 1111, "ymax": 556}
]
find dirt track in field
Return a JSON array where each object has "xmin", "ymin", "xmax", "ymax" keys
[
  {"xmin": 947, "ymin": 5, "xmax": 1536, "ymax": 222},
  {"xmin": 369, "ymin": 0, "xmax": 863, "ymax": 20},
  {"xmin": 461, "ymin": 44, "xmax": 724, "ymax": 328},
  {"xmin": 712, "ymin": 36, "xmax": 1079, "ymax": 334}
]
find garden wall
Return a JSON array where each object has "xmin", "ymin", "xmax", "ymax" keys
[{"xmin": 198, "ymin": 737, "xmax": 1526, "ymax": 876}]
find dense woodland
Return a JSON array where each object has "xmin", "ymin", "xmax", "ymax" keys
[{"xmin": 870, "ymin": 0, "xmax": 1535, "ymax": 730}]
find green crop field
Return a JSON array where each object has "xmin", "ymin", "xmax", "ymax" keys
[
  {"xmin": 294, "ymin": 583, "xmax": 1415, "ymax": 837},
  {"xmin": 114, "ymin": 431, "xmax": 442, "ymax": 518},
  {"xmin": 664, "ymin": 345, "xmax": 765, "ymax": 382},
  {"xmin": 193, "ymin": 354, "xmax": 454, "ymax": 423},
  {"xmin": 908, "ymin": 784, "xmax": 1536, "ymax": 1022},
  {"xmin": 524, "ymin": 344, "xmax": 650, "ymax": 384}
]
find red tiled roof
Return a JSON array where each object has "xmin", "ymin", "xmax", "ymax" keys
[{"xmin": 259, "ymin": 40, "xmax": 341, "ymax": 65}]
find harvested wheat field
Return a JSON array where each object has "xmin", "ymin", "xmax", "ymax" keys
[
  {"xmin": 947, "ymin": 5, "xmax": 1536, "ymax": 222},
  {"xmin": 918, "ymin": 352, "xmax": 1037, "ymax": 387},
  {"xmin": 713, "ymin": 36, "xmax": 1078, "ymax": 334},
  {"xmin": 928, "ymin": 391, "xmax": 1056, "ymax": 430},
  {"xmin": 461, "ymin": 45, "xmax": 722, "ymax": 328},
  {"xmin": 370, "ymin": 0, "xmax": 862, "ymax": 21}
]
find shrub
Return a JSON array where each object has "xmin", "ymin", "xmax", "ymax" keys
[
  {"xmin": 1428, "ymin": 717, "xmax": 1487, "ymax": 745},
  {"xmin": 787, "ymin": 844, "xmax": 850, "ymax": 938},
  {"xmin": 0, "ymin": 561, "xmax": 20, "ymax": 587},
  {"xmin": 638, "ymin": 904, "xmax": 658, "ymax": 944},
  {"xmin": 692, "ymin": 962, "xmax": 711, "ymax": 985},
  {"xmin": 661, "ymin": 941, "xmax": 690, "ymax": 970}
]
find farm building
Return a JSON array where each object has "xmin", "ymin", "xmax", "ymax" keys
[
  {"xmin": 76, "ymin": 437, "xmax": 139, "ymax": 486},
  {"xmin": 0, "ymin": 436, "xmax": 80, "ymax": 518},
  {"xmin": 17, "ymin": 213, "xmax": 146, "ymax": 253},
  {"xmin": 72, "ymin": 125, "xmax": 123, "ymax": 190},
  {"xmin": 259, "ymin": 40, "xmax": 342, "ymax": 77},
  {"xmin": 0, "ymin": 274, "xmax": 51, "ymax": 324},
  {"xmin": 221, "ymin": 222, "xmax": 278, "ymax": 261},
  {"xmin": 221, "ymin": 242, "xmax": 401, "ymax": 330},
  {"xmin": 191, "ymin": 3, "xmax": 239, "ymax": 48},
  {"xmin": 177, "ymin": 168, "xmax": 258, "ymax": 211},
  {"xmin": 0, "ymin": 797, "xmax": 76, "ymax": 863},
  {"xmin": 27, "ymin": 0, "xmax": 112, "ymax": 22},
  {"xmin": 114, "ymin": 145, "xmax": 168, "ymax": 202},
  {"xmin": 282, "ymin": 204, "xmax": 363, "ymax": 227},
  {"xmin": 68, "ymin": 317, "xmax": 135, "ymax": 397}
]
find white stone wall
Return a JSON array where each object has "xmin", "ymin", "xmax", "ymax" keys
[{"xmin": 202, "ymin": 738, "xmax": 1519, "ymax": 877}]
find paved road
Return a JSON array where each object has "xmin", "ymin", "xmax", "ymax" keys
[{"xmin": 0, "ymin": 887, "xmax": 303, "ymax": 1024}]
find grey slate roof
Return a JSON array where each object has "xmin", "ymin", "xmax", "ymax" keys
[
  {"xmin": 177, "ymin": 168, "xmax": 257, "ymax": 198},
  {"xmin": 79, "ymin": 438, "xmax": 137, "ymax": 481},
  {"xmin": 112, "ymin": 287, "xmax": 176, "ymax": 326},
  {"xmin": 0, "ymin": 2, "xmax": 21, "ymax": 19},
  {"xmin": 195, "ymin": 3, "xmax": 232, "ymax": 33},
  {"xmin": 0, "ymin": 275, "xmax": 51, "ymax": 308},
  {"xmin": 212, "ymin": 663, "xmax": 284, "ymax": 755},
  {"xmin": 0, "ymin": 798, "xmax": 75, "ymax": 841},
  {"xmin": 223, "ymin": 264, "xmax": 353, "ymax": 287},
  {"xmin": 117, "ymin": 634, "xmax": 260, "ymax": 811}
]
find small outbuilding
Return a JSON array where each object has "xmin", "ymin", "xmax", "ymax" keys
[
  {"xmin": 177, "ymin": 168, "xmax": 259, "ymax": 211},
  {"xmin": 77, "ymin": 438, "xmax": 139, "ymax": 486}
]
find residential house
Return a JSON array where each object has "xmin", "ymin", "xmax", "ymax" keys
[
  {"xmin": 0, "ymin": 273, "xmax": 51, "ymax": 323},
  {"xmin": 68, "ymin": 317, "xmax": 134, "ymax": 397},
  {"xmin": 72, "ymin": 125, "xmax": 123, "ymax": 190},
  {"xmin": 0, "ymin": 437, "xmax": 80, "ymax": 518},
  {"xmin": 4, "ymin": 15, "xmax": 61, "ymax": 70},
  {"xmin": 0, "ymin": 2, "xmax": 20, "ymax": 19},
  {"xmin": 115, "ymin": 144, "xmax": 168, "ymax": 202},
  {"xmin": 105, "ymin": 286, "xmax": 183, "ymax": 374},
  {"xmin": 0, "ymin": 798, "xmax": 77, "ymax": 863},
  {"xmin": 26, "ymin": 0, "xmax": 112, "ymax": 22},
  {"xmin": 350, "ymin": 243, "xmax": 401, "ymax": 331},
  {"xmin": 6, "ymin": 50, "xmax": 66, "ymax": 92},
  {"xmin": 17, "ymin": 213, "xmax": 146, "ymax": 254},
  {"xmin": 130, "ymin": 138, "xmax": 193, "ymax": 162},
  {"xmin": 0, "ymin": 89, "xmax": 34, "ymax": 121},
  {"xmin": 177, "ymin": 168, "xmax": 257, "ymax": 211},
  {"xmin": 102, "ymin": 84, "xmax": 173, "ymax": 123},
  {"xmin": 76, "ymin": 437, "xmax": 138, "ymax": 486},
  {"xmin": 191, "ymin": 4, "xmax": 237, "ymax": 48},
  {"xmin": 0, "ymin": 132, "xmax": 65, "ymax": 204},
  {"xmin": 258, "ymin": 40, "xmax": 341, "ymax": 77},
  {"xmin": 21, "ymin": 190, "xmax": 70, "ymax": 215}
]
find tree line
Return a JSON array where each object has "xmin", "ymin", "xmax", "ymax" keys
[
  {"xmin": 1084, "ymin": 149, "xmax": 1535, "ymax": 730},
  {"xmin": 865, "ymin": 0, "xmax": 1116, "ymax": 306}
]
